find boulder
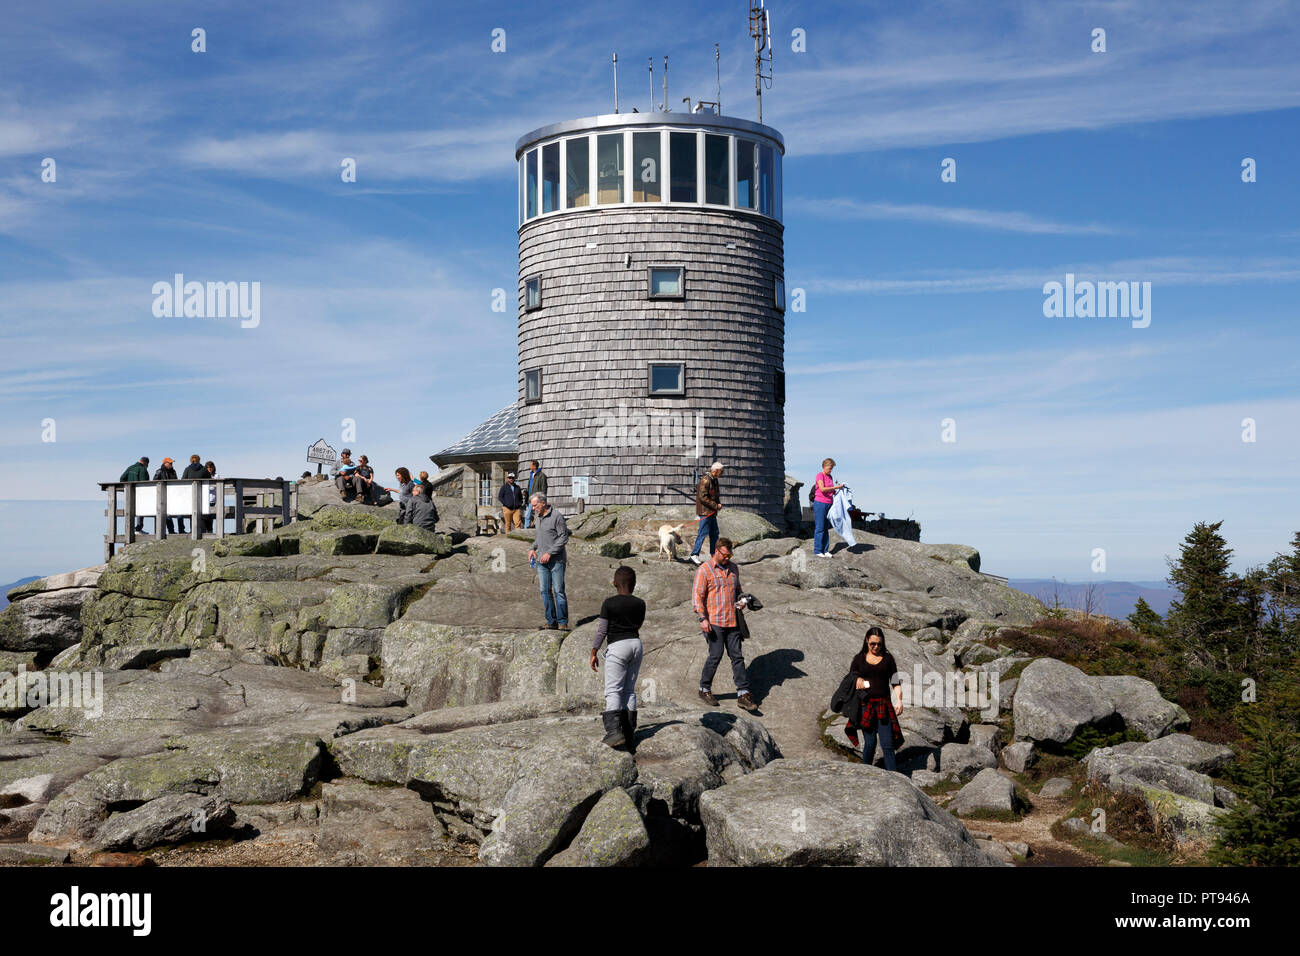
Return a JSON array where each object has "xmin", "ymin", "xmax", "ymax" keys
[
  {"xmin": 968, "ymin": 724, "xmax": 1001, "ymax": 755},
  {"xmin": 1083, "ymin": 748, "xmax": 1217, "ymax": 805},
  {"xmin": 1096, "ymin": 676, "xmax": 1190, "ymax": 740},
  {"xmin": 1001, "ymin": 740, "xmax": 1036, "ymax": 774},
  {"xmin": 375, "ymin": 525, "xmax": 453, "ymax": 557},
  {"xmin": 90, "ymin": 792, "xmax": 235, "ymax": 852},
  {"xmin": 545, "ymin": 787, "xmax": 649, "ymax": 867},
  {"xmin": 698, "ymin": 758, "xmax": 1002, "ymax": 866},
  {"xmin": 1013, "ymin": 658, "xmax": 1115, "ymax": 745},
  {"xmin": 939, "ymin": 743, "xmax": 998, "ymax": 779},
  {"xmin": 1121, "ymin": 734, "xmax": 1235, "ymax": 775},
  {"xmin": 0, "ymin": 566, "xmax": 103, "ymax": 653},
  {"xmin": 299, "ymin": 530, "xmax": 378, "ymax": 556},
  {"xmin": 946, "ymin": 768, "xmax": 1030, "ymax": 816},
  {"xmin": 1039, "ymin": 777, "xmax": 1073, "ymax": 798},
  {"xmin": 315, "ymin": 779, "xmax": 449, "ymax": 865}
]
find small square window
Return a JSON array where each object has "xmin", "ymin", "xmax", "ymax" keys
[
  {"xmin": 774, "ymin": 368, "xmax": 785, "ymax": 406},
  {"xmin": 525, "ymin": 276, "xmax": 542, "ymax": 311},
  {"xmin": 774, "ymin": 276, "xmax": 785, "ymax": 312},
  {"xmin": 648, "ymin": 266, "xmax": 684, "ymax": 299},
  {"xmin": 648, "ymin": 362, "xmax": 685, "ymax": 396},
  {"xmin": 524, "ymin": 368, "xmax": 542, "ymax": 404}
]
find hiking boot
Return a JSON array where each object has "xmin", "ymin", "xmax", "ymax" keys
[
  {"xmin": 600, "ymin": 710, "xmax": 627, "ymax": 749},
  {"xmin": 698, "ymin": 689, "xmax": 718, "ymax": 706},
  {"xmin": 621, "ymin": 709, "xmax": 638, "ymax": 753},
  {"xmin": 557, "ymin": 623, "xmax": 571, "ymax": 632},
  {"xmin": 737, "ymin": 692, "xmax": 759, "ymax": 712},
  {"xmin": 690, "ymin": 554, "xmax": 702, "ymax": 565}
]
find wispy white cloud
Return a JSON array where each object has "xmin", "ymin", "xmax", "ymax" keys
[{"xmin": 792, "ymin": 196, "xmax": 1118, "ymax": 235}]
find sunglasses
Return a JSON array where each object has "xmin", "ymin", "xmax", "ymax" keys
[{"xmin": 868, "ymin": 642, "xmax": 881, "ymax": 648}]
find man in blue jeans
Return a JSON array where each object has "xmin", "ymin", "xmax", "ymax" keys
[
  {"xmin": 689, "ymin": 462, "xmax": 724, "ymax": 566},
  {"xmin": 528, "ymin": 492, "xmax": 569, "ymax": 630}
]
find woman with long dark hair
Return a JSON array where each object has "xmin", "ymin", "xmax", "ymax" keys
[{"xmin": 845, "ymin": 626, "xmax": 904, "ymax": 771}]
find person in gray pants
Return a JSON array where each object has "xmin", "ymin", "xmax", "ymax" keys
[{"xmin": 589, "ymin": 565, "xmax": 646, "ymax": 751}]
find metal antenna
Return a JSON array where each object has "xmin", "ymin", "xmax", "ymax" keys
[
  {"xmin": 749, "ymin": 0, "xmax": 773, "ymax": 122},
  {"xmin": 715, "ymin": 42, "xmax": 722, "ymax": 114},
  {"xmin": 662, "ymin": 55, "xmax": 669, "ymax": 112},
  {"xmin": 648, "ymin": 57, "xmax": 654, "ymax": 111},
  {"xmin": 612, "ymin": 53, "xmax": 619, "ymax": 113}
]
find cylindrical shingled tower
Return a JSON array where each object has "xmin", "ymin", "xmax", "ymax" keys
[{"xmin": 515, "ymin": 110, "xmax": 785, "ymax": 523}]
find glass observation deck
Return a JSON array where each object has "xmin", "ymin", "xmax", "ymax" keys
[{"xmin": 516, "ymin": 111, "xmax": 784, "ymax": 227}]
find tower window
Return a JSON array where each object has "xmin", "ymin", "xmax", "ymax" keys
[
  {"xmin": 633, "ymin": 131, "xmax": 661, "ymax": 203},
  {"xmin": 597, "ymin": 133, "xmax": 624, "ymax": 204},
  {"xmin": 774, "ymin": 276, "xmax": 785, "ymax": 311},
  {"xmin": 774, "ymin": 368, "xmax": 785, "ymax": 406},
  {"xmin": 648, "ymin": 362, "xmax": 685, "ymax": 396},
  {"xmin": 705, "ymin": 134, "xmax": 729, "ymax": 205},
  {"xmin": 542, "ymin": 142, "xmax": 560, "ymax": 213},
  {"xmin": 525, "ymin": 276, "xmax": 542, "ymax": 311},
  {"xmin": 648, "ymin": 266, "xmax": 685, "ymax": 299},
  {"xmin": 524, "ymin": 368, "xmax": 543, "ymax": 404},
  {"xmin": 670, "ymin": 131, "xmax": 697, "ymax": 203},
  {"xmin": 566, "ymin": 136, "xmax": 590, "ymax": 207}
]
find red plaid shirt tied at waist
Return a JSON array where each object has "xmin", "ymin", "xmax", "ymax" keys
[{"xmin": 693, "ymin": 557, "xmax": 741, "ymax": 628}]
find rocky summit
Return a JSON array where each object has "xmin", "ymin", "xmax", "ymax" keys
[{"xmin": 0, "ymin": 489, "xmax": 1225, "ymax": 866}]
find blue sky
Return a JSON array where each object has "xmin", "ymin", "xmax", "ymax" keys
[{"xmin": 1, "ymin": 0, "xmax": 1297, "ymax": 583}]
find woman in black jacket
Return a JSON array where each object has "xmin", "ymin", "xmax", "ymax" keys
[
  {"xmin": 153, "ymin": 458, "xmax": 179, "ymax": 533},
  {"xmin": 846, "ymin": 626, "xmax": 904, "ymax": 771}
]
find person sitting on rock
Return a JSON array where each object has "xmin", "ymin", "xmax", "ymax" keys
[
  {"xmin": 400, "ymin": 488, "xmax": 439, "ymax": 532},
  {"xmin": 590, "ymin": 565, "xmax": 646, "ymax": 752},
  {"xmin": 384, "ymin": 467, "xmax": 416, "ymax": 519},
  {"xmin": 352, "ymin": 455, "xmax": 377, "ymax": 504},
  {"xmin": 334, "ymin": 449, "xmax": 358, "ymax": 501},
  {"xmin": 846, "ymin": 626, "xmax": 904, "ymax": 771}
]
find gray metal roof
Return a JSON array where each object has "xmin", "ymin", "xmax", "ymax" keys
[
  {"xmin": 516, "ymin": 111, "xmax": 784, "ymax": 159},
  {"xmin": 430, "ymin": 405, "xmax": 519, "ymax": 466}
]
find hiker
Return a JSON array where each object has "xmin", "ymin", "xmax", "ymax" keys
[
  {"xmin": 589, "ymin": 565, "xmax": 646, "ymax": 751},
  {"xmin": 384, "ymin": 467, "xmax": 416, "ymax": 520},
  {"xmin": 400, "ymin": 489, "xmax": 439, "ymax": 531},
  {"xmin": 693, "ymin": 537, "xmax": 758, "ymax": 712},
  {"xmin": 182, "ymin": 455, "xmax": 206, "ymax": 480},
  {"xmin": 152, "ymin": 458, "xmax": 179, "ymax": 533},
  {"xmin": 812, "ymin": 458, "xmax": 845, "ymax": 557},
  {"xmin": 523, "ymin": 460, "xmax": 546, "ymax": 528},
  {"xmin": 203, "ymin": 461, "xmax": 218, "ymax": 532},
  {"xmin": 417, "ymin": 471, "xmax": 433, "ymax": 499},
  {"xmin": 528, "ymin": 493, "xmax": 569, "ymax": 630},
  {"xmin": 498, "ymin": 472, "xmax": 524, "ymax": 532},
  {"xmin": 689, "ymin": 462, "xmax": 724, "ymax": 565},
  {"xmin": 353, "ymin": 455, "xmax": 377, "ymax": 504},
  {"xmin": 845, "ymin": 626, "xmax": 903, "ymax": 771},
  {"xmin": 334, "ymin": 449, "xmax": 359, "ymax": 500},
  {"xmin": 119, "ymin": 456, "xmax": 150, "ymax": 532}
]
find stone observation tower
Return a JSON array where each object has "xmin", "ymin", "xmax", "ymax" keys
[{"xmin": 513, "ymin": 109, "xmax": 786, "ymax": 523}]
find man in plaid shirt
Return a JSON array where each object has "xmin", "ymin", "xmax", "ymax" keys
[{"xmin": 693, "ymin": 537, "xmax": 758, "ymax": 712}]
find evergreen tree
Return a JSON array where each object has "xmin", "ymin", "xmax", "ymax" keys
[
  {"xmin": 1128, "ymin": 596, "xmax": 1164, "ymax": 636},
  {"xmin": 1211, "ymin": 708, "xmax": 1300, "ymax": 866},
  {"xmin": 1165, "ymin": 521, "xmax": 1247, "ymax": 669}
]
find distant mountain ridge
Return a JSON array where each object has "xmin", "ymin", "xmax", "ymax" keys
[{"xmin": 1009, "ymin": 579, "xmax": 1179, "ymax": 621}]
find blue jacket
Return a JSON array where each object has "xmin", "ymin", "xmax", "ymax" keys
[{"xmin": 829, "ymin": 486, "xmax": 857, "ymax": 546}]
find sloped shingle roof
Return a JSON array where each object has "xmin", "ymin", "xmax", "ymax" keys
[{"xmin": 430, "ymin": 405, "xmax": 518, "ymax": 466}]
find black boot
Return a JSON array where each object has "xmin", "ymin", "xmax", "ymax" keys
[
  {"xmin": 601, "ymin": 710, "xmax": 627, "ymax": 749},
  {"xmin": 621, "ymin": 709, "xmax": 638, "ymax": 753}
]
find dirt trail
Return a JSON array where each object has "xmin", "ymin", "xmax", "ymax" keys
[{"xmin": 943, "ymin": 791, "xmax": 1100, "ymax": 867}]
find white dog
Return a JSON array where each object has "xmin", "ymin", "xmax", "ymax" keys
[{"xmin": 657, "ymin": 524, "xmax": 685, "ymax": 560}]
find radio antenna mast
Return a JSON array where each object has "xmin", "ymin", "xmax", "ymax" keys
[
  {"xmin": 749, "ymin": 0, "xmax": 773, "ymax": 122},
  {"xmin": 662, "ymin": 55, "xmax": 669, "ymax": 111},
  {"xmin": 648, "ymin": 57, "xmax": 654, "ymax": 111},
  {"xmin": 715, "ymin": 42, "xmax": 722, "ymax": 114},
  {"xmin": 612, "ymin": 53, "xmax": 619, "ymax": 112}
]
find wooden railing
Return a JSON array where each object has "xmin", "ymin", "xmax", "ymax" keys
[{"xmin": 98, "ymin": 479, "xmax": 296, "ymax": 560}]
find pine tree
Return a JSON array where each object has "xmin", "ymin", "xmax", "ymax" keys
[
  {"xmin": 1165, "ymin": 521, "xmax": 1246, "ymax": 669},
  {"xmin": 1211, "ymin": 709, "xmax": 1300, "ymax": 866},
  {"xmin": 1128, "ymin": 596, "xmax": 1164, "ymax": 636}
]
